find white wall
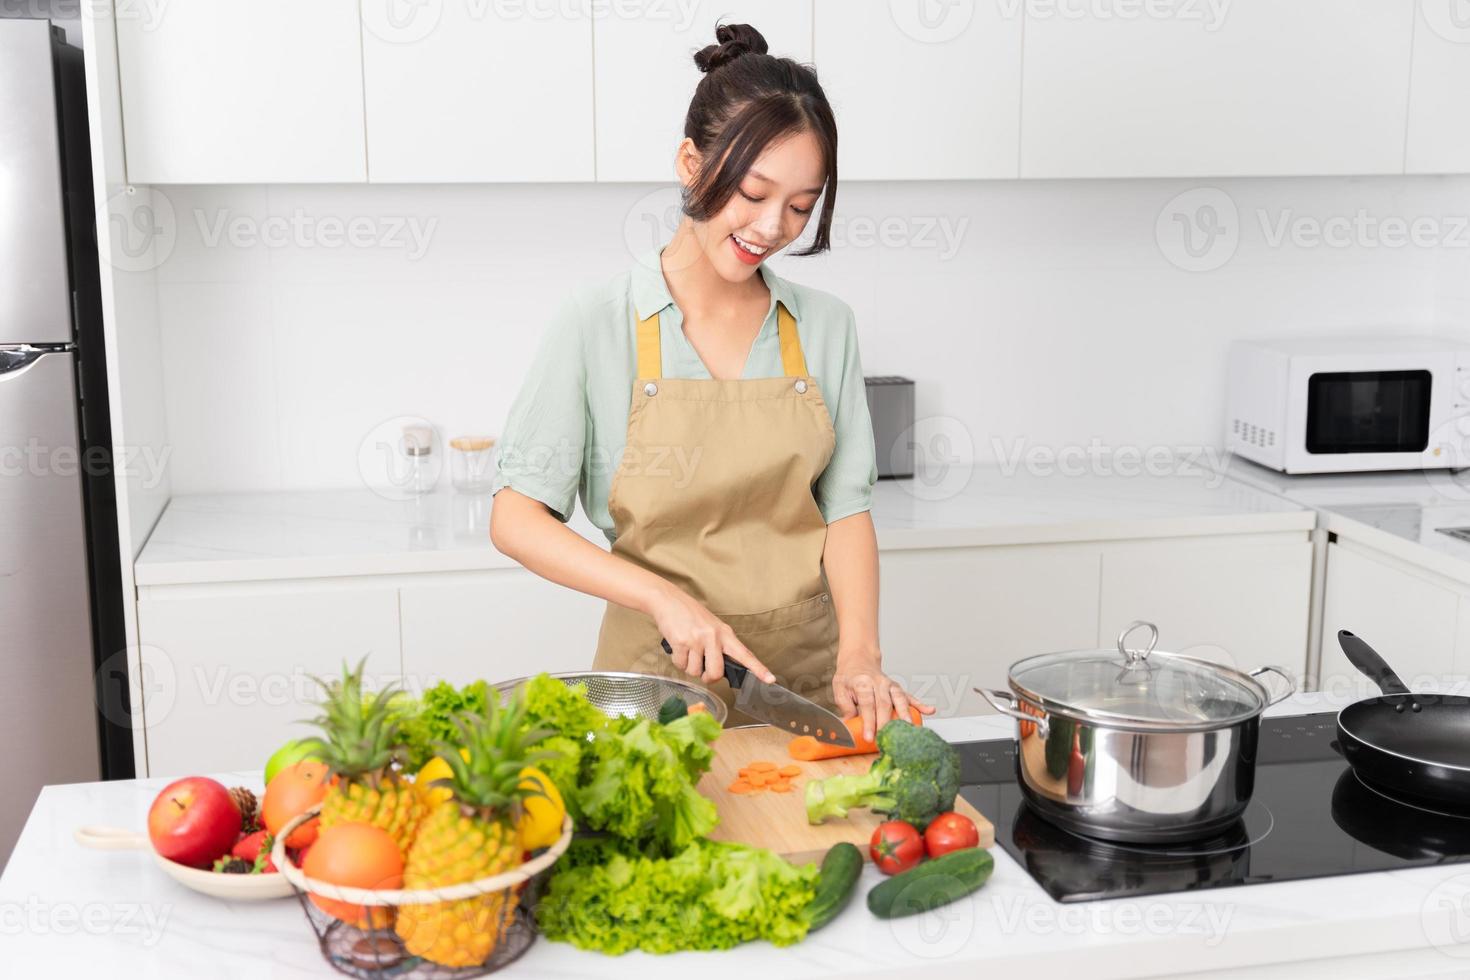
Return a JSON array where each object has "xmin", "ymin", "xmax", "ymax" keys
[{"xmin": 148, "ymin": 175, "xmax": 1470, "ymax": 494}]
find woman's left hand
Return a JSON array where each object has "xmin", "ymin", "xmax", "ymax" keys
[{"xmin": 832, "ymin": 647, "xmax": 936, "ymax": 743}]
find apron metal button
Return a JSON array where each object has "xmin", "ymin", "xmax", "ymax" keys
[
  {"xmin": 644, "ymin": 382, "xmax": 658, "ymax": 397},
  {"xmin": 794, "ymin": 379, "xmax": 808, "ymax": 394}
]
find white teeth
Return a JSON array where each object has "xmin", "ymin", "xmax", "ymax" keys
[{"xmin": 732, "ymin": 235, "xmax": 768, "ymax": 256}]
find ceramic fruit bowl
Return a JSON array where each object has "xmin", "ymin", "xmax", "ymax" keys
[{"xmin": 75, "ymin": 825, "xmax": 294, "ymax": 901}]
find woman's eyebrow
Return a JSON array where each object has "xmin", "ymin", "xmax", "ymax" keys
[{"xmin": 746, "ymin": 168, "xmax": 824, "ymax": 196}]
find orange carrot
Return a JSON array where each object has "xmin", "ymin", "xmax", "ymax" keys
[
  {"xmin": 688, "ymin": 703, "xmax": 709, "ymax": 715},
  {"xmin": 747, "ymin": 761, "xmax": 778, "ymax": 772},
  {"xmin": 778, "ymin": 765, "xmax": 801, "ymax": 778},
  {"xmin": 770, "ymin": 781, "xmax": 794, "ymax": 793},
  {"xmin": 786, "ymin": 707, "xmax": 924, "ymax": 761},
  {"xmin": 729, "ymin": 781, "xmax": 755, "ymax": 794}
]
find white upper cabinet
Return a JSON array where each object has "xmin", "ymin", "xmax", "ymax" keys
[
  {"xmin": 116, "ymin": 1, "xmax": 367, "ymax": 183},
  {"xmin": 361, "ymin": 0, "xmax": 594, "ymax": 182},
  {"xmin": 1406, "ymin": 1, "xmax": 1470, "ymax": 173},
  {"xmin": 813, "ymin": 0, "xmax": 1023, "ymax": 180},
  {"xmin": 1020, "ymin": 0, "xmax": 1416, "ymax": 179},
  {"xmin": 594, "ymin": 2, "xmax": 813, "ymax": 182}
]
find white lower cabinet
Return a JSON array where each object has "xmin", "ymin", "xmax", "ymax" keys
[
  {"xmin": 1320, "ymin": 541, "xmax": 1461, "ymax": 700},
  {"xmin": 877, "ymin": 546, "xmax": 1101, "ymax": 716},
  {"xmin": 136, "ymin": 589, "xmax": 401, "ymax": 778},
  {"xmin": 135, "ymin": 531, "xmax": 1317, "ymax": 774},
  {"xmin": 1098, "ymin": 537, "xmax": 1313, "ymax": 680},
  {"xmin": 399, "ymin": 577, "xmax": 606, "ymax": 688}
]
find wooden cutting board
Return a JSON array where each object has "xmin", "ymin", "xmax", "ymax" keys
[{"xmin": 697, "ymin": 725, "xmax": 994, "ymax": 865}]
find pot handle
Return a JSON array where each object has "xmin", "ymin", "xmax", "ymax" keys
[
  {"xmin": 1248, "ymin": 665, "xmax": 1296, "ymax": 706},
  {"xmin": 975, "ymin": 688, "xmax": 1050, "ymax": 739}
]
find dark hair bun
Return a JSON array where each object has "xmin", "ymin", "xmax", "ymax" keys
[{"xmin": 693, "ymin": 23, "xmax": 769, "ymax": 74}]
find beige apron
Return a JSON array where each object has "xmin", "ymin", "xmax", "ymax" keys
[{"xmin": 591, "ymin": 300, "xmax": 841, "ymax": 724}]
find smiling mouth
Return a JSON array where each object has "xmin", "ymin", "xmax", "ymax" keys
[{"xmin": 731, "ymin": 234, "xmax": 771, "ymax": 258}]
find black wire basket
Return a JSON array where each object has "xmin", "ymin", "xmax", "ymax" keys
[{"xmin": 272, "ymin": 808, "xmax": 572, "ymax": 979}]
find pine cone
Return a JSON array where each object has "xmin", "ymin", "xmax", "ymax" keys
[{"xmin": 228, "ymin": 786, "xmax": 258, "ymax": 829}]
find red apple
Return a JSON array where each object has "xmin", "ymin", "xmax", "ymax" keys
[{"xmin": 147, "ymin": 777, "xmax": 241, "ymax": 869}]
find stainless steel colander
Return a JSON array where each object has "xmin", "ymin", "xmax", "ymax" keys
[{"xmin": 492, "ymin": 671, "xmax": 728, "ymax": 724}]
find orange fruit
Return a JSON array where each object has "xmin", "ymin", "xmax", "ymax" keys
[
  {"xmin": 262, "ymin": 760, "xmax": 330, "ymax": 848},
  {"xmin": 303, "ymin": 822, "xmax": 403, "ymax": 929}
]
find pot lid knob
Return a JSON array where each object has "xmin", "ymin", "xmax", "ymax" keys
[{"xmin": 1116, "ymin": 620, "xmax": 1159, "ymax": 667}]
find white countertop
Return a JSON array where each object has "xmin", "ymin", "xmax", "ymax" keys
[
  {"xmin": 7, "ymin": 698, "xmax": 1470, "ymax": 979},
  {"xmin": 134, "ymin": 466, "xmax": 1314, "ymax": 587},
  {"xmin": 1225, "ymin": 456, "xmax": 1470, "ymax": 586}
]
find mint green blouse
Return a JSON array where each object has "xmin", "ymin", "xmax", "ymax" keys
[{"xmin": 491, "ymin": 249, "xmax": 877, "ymax": 542}]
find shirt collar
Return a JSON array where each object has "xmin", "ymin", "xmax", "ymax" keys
[{"xmin": 632, "ymin": 246, "xmax": 801, "ymax": 321}]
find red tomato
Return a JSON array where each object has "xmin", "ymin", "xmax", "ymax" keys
[
  {"xmin": 923, "ymin": 812, "xmax": 980, "ymax": 857},
  {"xmin": 869, "ymin": 820, "xmax": 924, "ymax": 875}
]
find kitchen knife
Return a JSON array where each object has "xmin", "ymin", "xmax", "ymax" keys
[{"xmin": 660, "ymin": 639, "xmax": 855, "ymax": 747}]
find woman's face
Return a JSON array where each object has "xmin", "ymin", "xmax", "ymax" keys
[{"xmin": 679, "ymin": 129, "xmax": 826, "ymax": 282}]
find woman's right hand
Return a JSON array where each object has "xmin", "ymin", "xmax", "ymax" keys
[{"xmin": 646, "ymin": 583, "xmax": 775, "ymax": 686}]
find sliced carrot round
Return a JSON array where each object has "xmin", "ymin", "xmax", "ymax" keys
[
  {"xmin": 747, "ymin": 761, "xmax": 778, "ymax": 771},
  {"xmin": 778, "ymin": 765, "xmax": 801, "ymax": 777},
  {"xmin": 729, "ymin": 781, "xmax": 755, "ymax": 794}
]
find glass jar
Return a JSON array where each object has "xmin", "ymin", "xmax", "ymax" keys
[{"xmin": 449, "ymin": 436, "xmax": 497, "ymax": 492}]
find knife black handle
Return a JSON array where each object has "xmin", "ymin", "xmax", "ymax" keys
[{"xmin": 660, "ymin": 638, "xmax": 747, "ymax": 687}]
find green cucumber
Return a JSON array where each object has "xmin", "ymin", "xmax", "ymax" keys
[
  {"xmin": 804, "ymin": 842, "xmax": 863, "ymax": 931},
  {"xmin": 866, "ymin": 848, "xmax": 994, "ymax": 919},
  {"xmin": 657, "ymin": 694, "xmax": 689, "ymax": 725}
]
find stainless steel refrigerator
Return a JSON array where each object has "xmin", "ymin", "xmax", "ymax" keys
[{"xmin": 1, "ymin": 18, "xmax": 133, "ymax": 868}]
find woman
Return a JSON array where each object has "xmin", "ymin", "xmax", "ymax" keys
[{"xmin": 490, "ymin": 23, "xmax": 931, "ymax": 740}]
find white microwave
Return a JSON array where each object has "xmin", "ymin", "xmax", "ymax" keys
[{"xmin": 1226, "ymin": 337, "xmax": 1470, "ymax": 474}]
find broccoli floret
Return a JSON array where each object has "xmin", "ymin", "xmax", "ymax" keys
[{"xmin": 804, "ymin": 720, "xmax": 961, "ymax": 831}]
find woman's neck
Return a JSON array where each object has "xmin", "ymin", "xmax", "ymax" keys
[{"xmin": 660, "ymin": 219, "xmax": 769, "ymax": 323}]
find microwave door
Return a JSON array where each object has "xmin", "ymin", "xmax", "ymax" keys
[{"xmin": 1304, "ymin": 370, "xmax": 1433, "ymax": 456}]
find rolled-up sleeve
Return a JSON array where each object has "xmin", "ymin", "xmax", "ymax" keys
[
  {"xmin": 491, "ymin": 297, "xmax": 587, "ymax": 522},
  {"xmin": 814, "ymin": 308, "xmax": 877, "ymax": 524}
]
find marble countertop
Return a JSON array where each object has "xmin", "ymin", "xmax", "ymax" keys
[
  {"xmin": 134, "ymin": 465, "xmax": 1314, "ymax": 587},
  {"xmin": 1225, "ymin": 457, "xmax": 1470, "ymax": 586},
  {"xmin": 7, "ymin": 699, "xmax": 1469, "ymax": 978}
]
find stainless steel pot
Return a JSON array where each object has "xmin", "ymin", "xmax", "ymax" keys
[{"xmin": 977, "ymin": 621, "xmax": 1294, "ymax": 844}]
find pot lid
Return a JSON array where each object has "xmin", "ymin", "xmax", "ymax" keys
[{"xmin": 1009, "ymin": 621, "xmax": 1268, "ymax": 730}]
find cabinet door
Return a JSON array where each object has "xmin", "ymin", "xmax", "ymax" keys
[
  {"xmin": 1320, "ymin": 543, "xmax": 1459, "ymax": 700},
  {"xmin": 594, "ymin": 2, "xmax": 812, "ymax": 182},
  {"xmin": 137, "ymin": 590, "xmax": 401, "ymax": 777},
  {"xmin": 1406, "ymin": 1, "xmax": 1470, "ymax": 173},
  {"xmin": 813, "ymin": 0, "xmax": 1022, "ymax": 179},
  {"xmin": 361, "ymin": 3, "xmax": 593, "ymax": 181},
  {"xmin": 116, "ymin": 1, "xmax": 366, "ymax": 183},
  {"xmin": 400, "ymin": 576, "xmax": 606, "ymax": 687},
  {"xmin": 1020, "ymin": 0, "xmax": 1415, "ymax": 178},
  {"xmin": 877, "ymin": 547, "xmax": 1100, "ymax": 716},
  {"xmin": 1099, "ymin": 537, "xmax": 1312, "ymax": 682}
]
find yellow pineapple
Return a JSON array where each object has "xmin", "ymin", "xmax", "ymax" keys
[
  {"xmin": 302, "ymin": 660, "xmax": 425, "ymax": 857},
  {"xmin": 394, "ymin": 694, "xmax": 552, "ymax": 967}
]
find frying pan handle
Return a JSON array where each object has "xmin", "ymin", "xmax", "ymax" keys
[
  {"xmin": 1337, "ymin": 630, "xmax": 1411, "ymax": 696},
  {"xmin": 660, "ymin": 638, "xmax": 748, "ymax": 687},
  {"xmin": 1248, "ymin": 665, "xmax": 1296, "ymax": 706},
  {"xmin": 975, "ymin": 687, "xmax": 1050, "ymax": 739}
]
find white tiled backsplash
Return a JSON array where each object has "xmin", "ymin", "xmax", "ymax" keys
[{"xmin": 150, "ymin": 176, "xmax": 1470, "ymax": 494}]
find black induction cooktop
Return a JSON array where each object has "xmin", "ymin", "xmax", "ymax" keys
[{"xmin": 956, "ymin": 712, "xmax": 1470, "ymax": 903}]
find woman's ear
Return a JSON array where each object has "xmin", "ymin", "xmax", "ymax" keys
[{"xmin": 674, "ymin": 138, "xmax": 702, "ymax": 187}]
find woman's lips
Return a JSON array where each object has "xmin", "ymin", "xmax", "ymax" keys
[{"xmin": 729, "ymin": 234, "xmax": 769, "ymax": 266}]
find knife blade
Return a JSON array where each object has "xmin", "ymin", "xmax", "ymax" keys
[{"xmin": 660, "ymin": 639, "xmax": 855, "ymax": 747}]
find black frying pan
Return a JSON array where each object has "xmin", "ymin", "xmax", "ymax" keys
[{"xmin": 1336, "ymin": 630, "xmax": 1470, "ymax": 808}]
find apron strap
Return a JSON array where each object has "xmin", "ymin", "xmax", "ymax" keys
[
  {"xmin": 634, "ymin": 301, "xmax": 806, "ymax": 381},
  {"xmin": 636, "ymin": 311, "xmax": 662, "ymax": 380},
  {"xmin": 776, "ymin": 302, "xmax": 808, "ymax": 378}
]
